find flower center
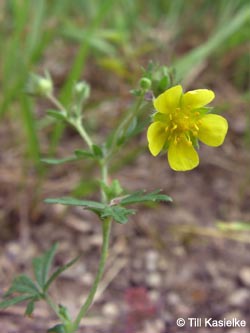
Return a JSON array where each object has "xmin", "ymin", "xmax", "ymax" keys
[{"xmin": 165, "ymin": 107, "xmax": 201, "ymax": 144}]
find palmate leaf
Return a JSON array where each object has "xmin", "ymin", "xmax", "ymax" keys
[
  {"xmin": 101, "ymin": 206, "xmax": 135, "ymax": 224},
  {"xmin": 0, "ymin": 295, "xmax": 34, "ymax": 310},
  {"xmin": 32, "ymin": 243, "xmax": 58, "ymax": 290},
  {"xmin": 44, "ymin": 256, "xmax": 80, "ymax": 292},
  {"xmin": 0, "ymin": 274, "xmax": 41, "ymax": 314},
  {"xmin": 45, "ymin": 190, "xmax": 172, "ymax": 224},
  {"xmin": 44, "ymin": 197, "xmax": 105, "ymax": 212},
  {"xmin": 4, "ymin": 274, "xmax": 40, "ymax": 297},
  {"xmin": 0, "ymin": 244, "xmax": 79, "ymax": 314},
  {"xmin": 120, "ymin": 190, "xmax": 172, "ymax": 205}
]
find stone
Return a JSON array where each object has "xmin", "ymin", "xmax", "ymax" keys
[
  {"xmin": 239, "ymin": 267, "xmax": 250, "ymax": 287},
  {"xmin": 228, "ymin": 288, "xmax": 250, "ymax": 307},
  {"xmin": 102, "ymin": 302, "xmax": 119, "ymax": 318},
  {"xmin": 146, "ymin": 272, "xmax": 162, "ymax": 288}
]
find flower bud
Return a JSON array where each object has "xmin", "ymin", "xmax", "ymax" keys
[
  {"xmin": 74, "ymin": 81, "xmax": 90, "ymax": 103},
  {"xmin": 139, "ymin": 77, "xmax": 152, "ymax": 90},
  {"xmin": 26, "ymin": 72, "xmax": 53, "ymax": 97}
]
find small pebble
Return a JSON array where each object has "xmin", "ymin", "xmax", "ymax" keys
[
  {"xmin": 149, "ymin": 290, "xmax": 160, "ymax": 302},
  {"xmin": 166, "ymin": 292, "xmax": 181, "ymax": 306},
  {"xmin": 145, "ymin": 250, "xmax": 159, "ymax": 272},
  {"xmin": 89, "ymin": 234, "xmax": 102, "ymax": 247},
  {"xmin": 102, "ymin": 302, "xmax": 119, "ymax": 318},
  {"xmin": 228, "ymin": 288, "xmax": 250, "ymax": 307},
  {"xmin": 81, "ymin": 272, "xmax": 94, "ymax": 286},
  {"xmin": 146, "ymin": 272, "xmax": 162, "ymax": 288},
  {"xmin": 239, "ymin": 267, "xmax": 250, "ymax": 287}
]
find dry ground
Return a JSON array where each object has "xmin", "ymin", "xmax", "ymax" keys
[{"xmin": 1, "ymin": 67, "xmax": 250, "ymax": 333}]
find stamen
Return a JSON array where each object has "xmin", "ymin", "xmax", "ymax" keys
[{"xmin": 171, "ymin": 124, "xmax": 177, "ymax": 132}]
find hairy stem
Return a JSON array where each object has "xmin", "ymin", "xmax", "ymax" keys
[
  {"xmin": 47, "ymin": 93, "xmax": 93, "ymax": 149},
  {"xmin": 71, "ymin": 155, "xmax": 111, "ymax": 332},
  {"xmin": 74, "ymin": 119, "xmax": 93, "ymax": 149},
  {"xmin": 45, "ymin": 293, "xmax": 65, "ymax": 322},
  {"xmin": 71, "ymin": 217, "xmax": 112, "ymax": 332}
]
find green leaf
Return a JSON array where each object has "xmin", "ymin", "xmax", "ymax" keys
[
  {"xmin": 0, "ymin": 295, "xmax": 33, "ymax": 310},
  {"xmin": 130, "ymin": 88, "xmax": 143, "ymax": 96},
  {"xmin": 32, "ymin": 243, "xmax": 58, "ymax": 290},
  {"xmin": 47, "ymin": 109, "xmax": 67, "ymax": 121},
  {"xmin": 120, "ymin": 190, "xmax": 172, "ymax": 205},
  {"xmin": 44, "ymin": 197, "xmax": 105, "ymax": 211},
  {"xmin": 59, "ymin": 304, "xmax": 72, "ymax": 322},
  {"xmin": 74, "ymin": 149, "xmax": 94, "ymax": 159},
  {"xmin": 25, "ymin": 299, "xmax": 36, "ymax": 316},
  {"xmin": 44, "ymin": 256, "xmax": 80, "ymax": 292},
  {"xmin": 41, "ymin": 156, "xmax": 77, "ymax": 165},
  {"xmin": 91, "ymin": 144, "xmax": 103, "ymax": 158},
  {"xmin": 100, "ymin": 179, "xmax": 123, "ymax": 201},
  {"xmin": 101, "ymin": 206, "xmax": 135, "ymax": 224},
  {"xmin": 47, "ymin": 324, "xmax": 66, "ymax": 333},
  {"xmin": 4, "ymin": 274, "xmax": 40, "ymax": 297}
]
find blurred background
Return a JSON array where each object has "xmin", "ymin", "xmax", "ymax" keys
[{"xmin": 0, "ymin": 0, "xmax": 250, "ymax": 332}]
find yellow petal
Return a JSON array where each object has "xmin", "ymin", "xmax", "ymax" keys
[
  {"xmin": 182, "ymin": 89, "xmax": 215, "ymax": 109},
  {"xmin": 153, "ymin": 85, "xmax": 182, "ymax": 114},
  {"xmin": 168, "ymin": 140, "xmax": 199, "ymax": 171},
  {"xmin": 147, "ymin": 122, "xmax": 166, "ymax": 156},
  {"xmin": 198, "ymin": 114, "xmax": 228, "ymax": 147}
]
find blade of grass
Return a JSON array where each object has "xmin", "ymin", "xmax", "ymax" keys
[
  {"xmin": 174, "ymin": 4, "xmax": 250, "ymax": 81},
  {"xmin": 49, "ymin": 0, "xmax": 117, "ymax": 153}
]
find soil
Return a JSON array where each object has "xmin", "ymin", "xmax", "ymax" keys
[{"xmin": 1, "ymin": 62, "xmax": 250, "ymax": 333}]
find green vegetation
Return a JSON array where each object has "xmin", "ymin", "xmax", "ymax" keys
[{"xmin": 0, "ymin": 1, "xmax": 249, "ymax": 331}]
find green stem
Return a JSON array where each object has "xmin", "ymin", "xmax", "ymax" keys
[
  {"xmin": 100, "ymin": 159, "xmax": 109, "ymax": 202},
  {"xmin": 74, "ymin": 119, "xmax": 93, "ymax": 149},
  {"xmin": 47, "ymin": 93, "xmax": 67, "ymax": 114},
  {"xmin": 71, "ymin": 159, "xmax": 111, "ymax": 332},
  {"xmin": 47, "ymin": 94, "xmax": 93, "ymax": 149},
  {"xmin": 71, "ymin": 217, "xmax": 112, "ymax": 332},
  {"xmin": 45, "ymin": 293, "xmax": 65, "ymax": 322}
]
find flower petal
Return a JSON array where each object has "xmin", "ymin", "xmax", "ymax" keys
[
  {"xmin": 147, "ymin": 122, "xmax": 166, "ymax": 156},
  {"xmin": 182, "ymin": 89, "xmax": 215, "ymax": 109},
  {"xmin": 168, "ymin": 139, "xmax": 199, "ymax": 171},
  {"xmin": 153, "ymin": 85, "xmax": 182, "ymax": 114},
  {"xmin": 198, "ymin": 114, "xmax": 228, "ymax": 147}
]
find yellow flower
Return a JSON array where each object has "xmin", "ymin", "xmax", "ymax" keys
[{"xmin": 147, "ymin": 85, "xmax": 228, "ymax": 171}]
